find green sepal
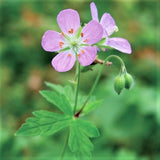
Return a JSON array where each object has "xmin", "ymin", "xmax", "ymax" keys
[
  {"xmin": 94, "ymin": 37, "xmax": 106, "ymax": 45},
  {"xmin": 58, "ymin": 47, "xmax": 70, "ymax": 52},
  {"xmin": 76, "ymin": 26, "xmax": 82, "ymax": 38}
]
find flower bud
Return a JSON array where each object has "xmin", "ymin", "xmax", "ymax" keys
[
  {"xmin": 124, "ymin": 73, "xmax": 133, "ymax": 89},
  {"xmin": 114, "ymin": 75, "xmax": 125, "ymax": 95}
]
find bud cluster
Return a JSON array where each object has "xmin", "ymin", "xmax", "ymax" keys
[{"xmin": 114, "ymin": 68, "xmax": 134, "ymax": 95}]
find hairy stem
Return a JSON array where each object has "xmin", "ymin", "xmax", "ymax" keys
[
  {"xmin": 73, "ymin": 61, "xmax": 81, "ymax": 114},
  {"xmin": 76, "ymin": 55, "xmax": 125, "ymax": 116}
]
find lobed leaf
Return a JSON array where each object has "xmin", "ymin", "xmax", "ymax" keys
[
  {"xmin": 40, "ymin": 90, "xmax": 73, "ymax": 116},
  {"xmin": 16, "ymin": 110, "xmax": 72, "ymax": 136},
  {"xmin": 68, "ymin": 119, "xmax": 100, "ymax": 159}
]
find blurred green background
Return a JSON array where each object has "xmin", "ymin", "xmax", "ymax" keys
[{"xmin": 0, "ymin": 0, "xmax": 159, "ymax": 159}]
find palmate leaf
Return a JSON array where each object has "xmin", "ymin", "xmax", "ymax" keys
[
  {"xmin": 68, "ymin": 119, "xmax": 100, "ymax": 160},
  {"xmin": 16, "ymin": 110, "xmax": 73, "ymax": 136},
  {"xmin": 16, "ymin": 82, "xmax": 102, "ymax": 159},
  {"xmin": 40, "ymin": 90, "xmax": 73, "ymax": 116},
  {"xmin": 44, "ymin": 82, "xmax": 102, "ymax": 116}
]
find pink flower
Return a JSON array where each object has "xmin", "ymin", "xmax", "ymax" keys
[
  {"xmin": 90, "ymin": 2, "xmax": 132, "ymax": 54},
  {"xmin": 41, "ymin": 9, "xmax": 103, "ymax": 72}
]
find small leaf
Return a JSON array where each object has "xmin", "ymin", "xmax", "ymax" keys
[
  {"xmin": 16, "ymin": 110, "xmax": 72, "ymax": 136},
  {"xmin": 40, "ymin": 90, "xmax": 73, "ymax": 115},
  {"xmin": 68, "ymin": 119, "xmax": 99, "ymax": 159},
  {"xmin": 82, "ymin": 100, "xmax": 103, "ymax": 115}
]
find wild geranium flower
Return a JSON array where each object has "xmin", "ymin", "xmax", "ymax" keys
[
  {"xmin": 41, "ymin": 9, "xmax": 103, "ymax": 72},
  {"xmin": 90, "ymin": 2, "xmax": 132, "ymax": 54}
]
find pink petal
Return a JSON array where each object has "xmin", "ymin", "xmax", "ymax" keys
[
  {"xmin": 100, "ymin": 13, "xmax": 117, "ymax": 36},
  {"xmin": 57, "ymin": 9, "xmax": 80, "ymax": 34},
  {"xmin": 106, "ymin": 38, "xmax": 132, "ymax": 54},
  {"xmin": 81, "ymin": 20, "xmax": 103, "ymax": 45},
  {"xmin": 90, "ymin": 2, "xmax": 99, "ymax": 22},
  {"xmin": 78, "ymin": 46, "xmax": 97, "ymax": 66},
  {"xmin": 52, "ymin": 51, "xmax": 76, "ymax": 72},
  {"xmin": 41, "ymin": 30, "xmax": 64, "ymax": 52}
]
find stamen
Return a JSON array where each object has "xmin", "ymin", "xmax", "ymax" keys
[
  {"xmin": 77, "ymin": 54, "xmax": 80, "ymax": 57},
  {"xmin": 68, "ymin": 28, "xmax": 74, "ymax": 34},
  {"xmin": 67, "ymin": 54, "xmax": 71, "ymax": 57},
  {"xmin": 59, "ymin": 42, "xmax": 64, "ymax": 48},
  {"xmin": 61, "ymin": 32, "xmax": 65, "ymax": 36},
  {"xmin": 81, "ymin": 33, "xmax": 84, "ymax": 37},
  {"xmin": 81, "ymin": 50, "xmax": 85, "ymax": 54},
  {"xmin": 83, "ymin": 39, "xmax": 88, "ymax": 42}
]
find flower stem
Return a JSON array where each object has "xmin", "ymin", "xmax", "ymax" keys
[
  {"xmin": 59, "ymin": 130, "xmax": 69, "ymax": 160},
  {"xmin": 76, "ymin": 55, "xmax": 125, "ymax": 116},
  {"xmin": 73, "ymin": 61, "xmax": 81, "ymax": 114}
]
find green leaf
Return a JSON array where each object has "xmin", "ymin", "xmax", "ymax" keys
[
  {"xmin": 64, "ymin": 85, "xmax": 74, "ymax": 104},
  {"xmin": 78, "ymin": 119, "xmax": 100, "ymax": 138},
  {"xmin": 45, "ymin": 82, "xmax": 74, "ymax": 105},
  {"xmin": 82, "ymin": 100, "xmax": 103, "ymax": 115},
  {"xmin": 45, "ymin": 82, "xmax": 64, "ymax": 94},
  {"xmin": 40, "ymin": 90, "xmax": 73, "ymax": 116},
  {"xmin": 68, "ymin": 119, "xmax": 99, "ymax": 159},
  {"xmin": 16, "ymin": 110, "xmax": 72, "ymax": 136}
]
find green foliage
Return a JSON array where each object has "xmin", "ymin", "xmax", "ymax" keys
[
  {"xmin": 81, "ymin": 100, "xmax": 103, "ymax": 115},
  {"xmin": 40, "ymin": 90, "xmax": 73, "ymax": 116},
  {"xmin": 16, "ymin": 110, "xmax": 72, "ymax": 136},
  {"xmin": 16, "ymin": 83, "xmax": 101, "ymax": 159},
  {"xmin": 69, "ymin": 119, "xmax": 99, "ymax": 160},
  {"xmin": 45, "ymin": 82, "xmax": 64, "ymax": 94},
  {"xmin": 45, "ymin": 81, "xmax": 74, "ymax": 104}
]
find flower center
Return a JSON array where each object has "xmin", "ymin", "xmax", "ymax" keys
[
  {"xmin": 70, "ymin": 41, "xmax": 79, "ymax": 53},
  {"xmin": 70, "ymin": 41, "xmax": 78, "ymax": 47},
  {"xmin": 61, "ymin": 28, "xmax": 86, "ymax": 54}
]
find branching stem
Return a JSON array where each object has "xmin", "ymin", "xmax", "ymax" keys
[{"xmin": 75, "ymin": 55, "xmax": 126, "ymax": 116}]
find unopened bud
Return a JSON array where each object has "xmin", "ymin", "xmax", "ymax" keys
[
  {"xmin": 124, "ymin": 73, "xmax": 133, "ymax": 89},
  {"xmin": 114, "ymin": 75, "xmax": 125, "ymax": 95}
]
